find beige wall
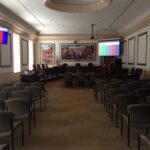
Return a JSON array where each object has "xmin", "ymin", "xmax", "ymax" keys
[
  {"xmin": 1, "ymin": 4, "xmax": 150, "ymax": 83},
  {"xmin": 122, "ymin": 24, "xmax": 150, "ymax": 79},
  {"xmin": 36, "ymin": 38, "xmax": 101, "ymax": 67},
  {"xmin": 0, "ymin": 72, "xmax": 20, "ymax": 84}
]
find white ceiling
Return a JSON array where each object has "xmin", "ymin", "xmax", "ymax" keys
[
  {"xmin": 54, "ymin": 0, "xmax": 98, "ymax": 5},
  {"xmin": 0, "ymin": 0, "xmax": 150, "ymax": 36}
]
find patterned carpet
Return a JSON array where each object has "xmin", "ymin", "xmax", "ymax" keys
[{"xmin": 1, "ymin": 79, "xmax": 149, "ymax": 150}]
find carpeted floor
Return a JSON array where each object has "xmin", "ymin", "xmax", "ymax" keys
[{"xmin": 1, "ymin": 80, "xmax": 149, "ymax": 150}]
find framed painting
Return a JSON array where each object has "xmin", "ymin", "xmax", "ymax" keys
[
  {"xmin": 121, "ymin": 40, "xmax": 127, "ymax": 64},
  {"xmin": 40, "ymin": 43, "xmax": 55, "ymax": 64},
  {"xmin": 128, "ymin": 37, "xmax": 135, "ymax": 65},
  {"xmin": 0, "ymin": 33, "xmax": 12, "ymax": 67},
  {"xmin": 60, "ymin": 43, "xmax": 96, "ymax": 61},
  {"xmin": 21, "ymin": 39, "xmax": 28, "ymax": 66},
  {"xmin": 137, "ymin": 32, "xmax": 147, "ymax": 65}
]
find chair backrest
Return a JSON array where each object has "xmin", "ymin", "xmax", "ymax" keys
[
  {"xmin": 24, "ymin": 86, "xmax": 41, "ymax": 98},
  {"xmin": 61, "ymin": 63, "xmax": 68, "ymax": 73},
  {"xmin": 76, "ymin": 63, "xmax": 81, "ymax": 68},
  {"xmin": 11, "ymin": 90, "xmax": 32, "ymax": 100},
  {"xmin": 133, "ymin": 68, "xmax": 143, "ymax": 80},
  {"xmin": 108, "ymin": 89, "xmax": 129, "ymax": 104},
  {"xmin": 129, "ymin": 67, "xmax": 135, "ymax": 74},
  {"xmin": 0, "ymin": 112, "xmax": 14, "ymax": 132},
  {"xmin": 146, "ymin": 96, "xmax": 150, "ymax": 104},
  {"xmin": 0, "ymin": 83, "xmax": 13, "ymax": 89},
  {"xmin": 138, "ymin": 134, "xmax": 150, "ymax": 150},
  {"xmin": 0, "ymin": 91, "xmax": 7, "ymax": 110},
  {"xmin": 104, "ymin": 82, "xmax": 120, "ymax": 90},
  {"xmin": 45, "ymin": 64, "xmax": 49, "ymax": 69},
  {"xmin": 76, "ymin": 72, "xmax": 85, "ymax": 81},
  {"xmin": 0, "ymin": 144, "xmax": 9, "ymax": 150},
  {"xmin": 37, "ymin": 64, "xmax": 42, "ymax": 70},
  {"xmin": 120, "ymin": 83, "xmax": 141, "ymax": 92},
  {"xmin": 3, "ymin": 86, "xmax": 21, "ymax": 98},
  {"xmin": 88, "ymin": 72, "xmax": 96, "ymax": 79},
  {"xmin": 33, "ymin": 64, "xmax": 38, "ymax": 71},
  {"xmin": 0, "ymin": 91, "xmax": 7, "ymax": 101},
  {"xmin": 115, "ymin": 94, "xmax": 138, "ymax": 113},
  {"xmin": 0, "ymin": 101, "xmax": 4, "ymax": 111},
  {"xmin": 5, "ymin": 98, "xmax": 30, "ymax": 114},
  {"xmin": 41, "ymin": 64, "xmax": 46, "ymax": 70},
  {"xmin": 64, "ymin": 72, "xmax": 73, "ymax": 81},
  {"xmin": 134, "ymin": 88, "xmax": 150, "ymax": 104},
  {"xmin": 88, "ymin": 63, "xmax": 94, "ymax": 72},
  {"xmin": 142, "ymin": 83, "xmax": 150, "ymax": 88},
  {"xmin": 127, "ymin": 104, "xmax": 150, "ymax": 124},
  {"xmin": 30, "ymin": 82, "xmax": 45, "ymax": 90},
  {"xmin": 15, "ymin": 82, "xmax": 30, "ymax": 89}
]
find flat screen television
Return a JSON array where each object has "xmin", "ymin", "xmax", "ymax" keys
[
  {"xmin": 0, "ymin": 26, "xmax": 9, "ymax": 45},
  {"xmin": 98, "ymin": 40, "xmax": 120, "ymax": 56}
]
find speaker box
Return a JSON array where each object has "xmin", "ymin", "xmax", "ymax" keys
[{"xmin": 115, "ymin": 58, "xmax": 122, "ymax": 72}]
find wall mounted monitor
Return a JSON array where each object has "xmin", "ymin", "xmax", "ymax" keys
[
  {"xmin": 0, "ymin": 26, "xmax": 9, "ymax": 45},
  {"xmin": 98, "ymin": 40, "xmax": 120, "ymax": 56}
]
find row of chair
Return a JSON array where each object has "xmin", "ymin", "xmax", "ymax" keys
[
  {"xmin": 0, "ymin": 82, "xmax": 48, "ymax": 150},
  {"xmin": 0, "ymin": 144, "xmax": 9, "ymax": 150},
  {"xmin": 122, "ymin": 67, "xmax": 143, "ymax": 80},
  {"xmin": 33, "ymin": 63, "xmax": 67, "ymax": 82},
  {"xmin": 64, "ymin": 71, "xmax": 96, "ymax": 87},
  {"xmin": 94, "ymin": 77, "xmax": 150, "ymax": 149},
  {"xmin": 32, "ymin": 62, "xmax": 98, "ymax": 83}
]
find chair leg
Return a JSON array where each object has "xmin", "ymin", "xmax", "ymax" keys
[
  {"xmin": 93, "ymin": 87, "xmax": 94, "ymax": 96},
  {"xmin": 44, "ymin": 97, "xmax": 46, "ymax": 109},
  {"xmin": 121, "ymin": 116, "xmax": 123, "ymax": 136},
  {"xmin": 45, "ymin": 91, "xmax": 48, "ymax": 101},
  {"xmin": 34, "ymin": 102, "xmax": 36, "ymax": 127},
  {"xmin": 116, "ymin": 106, "xmax": 118, "ymax": 128},
  {"xmin": 21, "ymin": 122, "xmax": 24, "ymax": 146},
  {"xmin": 146, "ymin": 128, "xmax": 149, "ymax": 135},
  {"xmin": 101, "ymin": 92, "xmax": 104, "ymax": 104},
  {"xmin": 108, "ymin": 100, "xmax": 111, "ymax": 118},
  {"xmin": 29, "ymin": 112, "xmax": 31, "ymax": 135},
  {"xmin": 138, "ymin": 135, "xmax": 141, "ymax": 150},
  {"xmin": 128, "ymin": 121, "xmax": 130, "ymax": 146},
  {"xmin": 11, "ymin": 129, "xmax": 14, "ymax": 150},
  {"xmin": 111, "ymin": 105, "xmax": 113, "ymax": 121},
  {"xmin": 94, "ymin": 88, "xmax": 96, "ymax": 99},
  {"xmin": 104, "ymin": 90, "xmax": 106, "ymax": 107},
  {"xmin": 40, "ymin": 98, "xmax": 42, "ymax": 112},
  {"xmin": 7, "ymin": 144, "xmax": 10, "ymax": 150},
  {"xmin": 106, "ymin": 98, "xmax": 108, "ymax": 112}
]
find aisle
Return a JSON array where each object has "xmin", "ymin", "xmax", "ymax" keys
[{"xmin": 15, "ymin": 80, "xmax": 134, "ymax": 150}]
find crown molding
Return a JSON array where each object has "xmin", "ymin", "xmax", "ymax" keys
[
  {"xmin": 121, "ymin": 15, "xmax": 150, "ymax": 37},
  {"xmin": 0, "ymin": 4, "xmax": 38, "ymax": 40},
  {"xmin": 37, "ymin": 34, "xmax": 119, "ymax": 41},
  {"xmin": 44, "ymin": 0, "xmax": 111, "ymax": 12}
]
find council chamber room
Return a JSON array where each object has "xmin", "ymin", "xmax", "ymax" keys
[{"xmin": 0, "ymin": 0, "xmax": 150, "ymax": 150}]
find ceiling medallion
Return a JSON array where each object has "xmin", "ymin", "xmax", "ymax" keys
[{"xmin": 44, "ymin": 0, "xmax": 112, "ymax": 12}]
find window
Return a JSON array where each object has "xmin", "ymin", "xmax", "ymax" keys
[
  {"xmin": 13, "ymin": 33, "xmax": 20, "ymax": 73},
  {"xmin": 28, "ymin": 40, "xmax": 33, "ymax": 70}
]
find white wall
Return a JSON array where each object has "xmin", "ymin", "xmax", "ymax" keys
[
  {"xmin": 122, "ymin": 25, "xmax": 150, "ymax": 71},
  {"xmin": 0, "ymin": 29, "xmax": 33, "ymax": 83},
  {"xmin": 36, "ymin": 39, "xmax": 101, "ymax": 67}
]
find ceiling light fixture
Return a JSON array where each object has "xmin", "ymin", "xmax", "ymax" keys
[
  {"xmin": 91, "ymin": 24, "xmax": 95, "ymax": 39},
  {"xmin": 44, "ymin": 0, "xmax": 112, "ymax": 13},
  {"xmin": 74, "ymin": 40, "xmax": 77, "ymax": 44}
]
